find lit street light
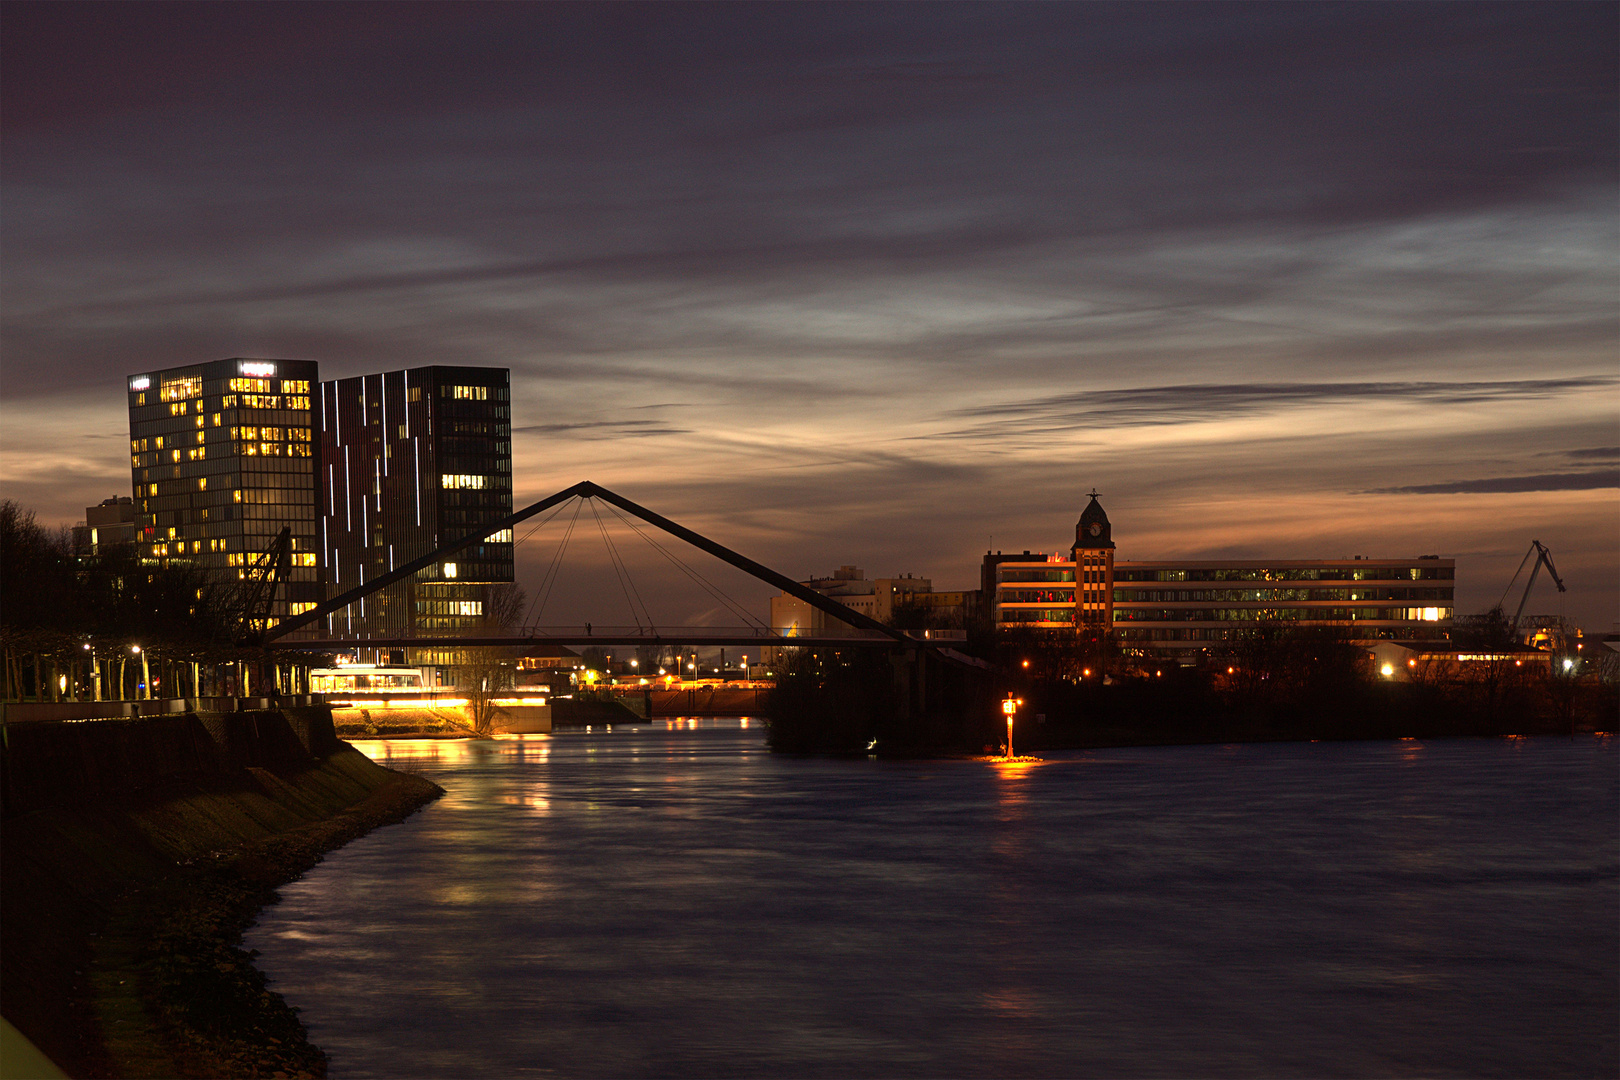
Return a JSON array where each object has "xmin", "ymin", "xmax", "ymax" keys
[{"xmin": 1001, "ymin": 694, "xmax": 1021, "ymax": 759}]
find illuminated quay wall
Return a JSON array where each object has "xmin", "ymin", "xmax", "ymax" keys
[
  {"xmin": 319, "ymin": 366, "xmax": 513, "ymax": 651},
  {"xmin": 125, "ymin": 358, "xmax": 323, "ymax": 628},
  {"xmin": 987, "ymin": 496, "xmax": 1456, "ymax": 658}
]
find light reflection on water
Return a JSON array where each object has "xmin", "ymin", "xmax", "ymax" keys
[{"xmin": 251, "ymin": 728, "xmax": 1618, "ymax": 1079}]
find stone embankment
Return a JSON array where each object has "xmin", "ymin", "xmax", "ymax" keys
[{"xmin": 1, "ymin": 705, "xmax": 442, "ymax": 1078}]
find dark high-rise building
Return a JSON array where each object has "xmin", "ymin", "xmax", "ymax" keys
[
  {"xmin": 125, "ymin": 358, "xmax": 324, "ymax": 625},
  {"xmin": 320, "ymin": 366, "xmax": 513, "ymax": 639},
  {"xmin": 72, "ymin": 497, "xmax": 138, "ymax": 559}
]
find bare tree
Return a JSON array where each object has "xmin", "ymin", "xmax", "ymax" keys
[{"xmin": 459, "ymin": 583, "xmax": 526, "ymax": 736}]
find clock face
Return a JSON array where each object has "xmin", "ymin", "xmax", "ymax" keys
[{"xmin": 1088, "ymin": 522, "xmax": 1102, "ymax": 537}]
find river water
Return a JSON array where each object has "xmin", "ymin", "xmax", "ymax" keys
[{"xmin": 247, "ymin": 724, "xmax": 1617, "ymax": 1078}]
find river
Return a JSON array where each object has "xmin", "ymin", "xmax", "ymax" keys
[{"xmin": 247, "ymin": 723, "xmax": 1617, "ymax": 1078}]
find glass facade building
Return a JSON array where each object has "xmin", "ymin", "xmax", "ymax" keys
[
  {"xmin": 320, "ymin": 366, "xmax": 513, "ymax": 639},
  {"xmin": 125, "ymin": 358, "xmax": 323, "ymax": 627}
]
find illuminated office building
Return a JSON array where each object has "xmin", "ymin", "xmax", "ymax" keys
[
  {"xmin": 987, "ymin": 495, "xmax": 1455, "ymax": 657},
  {"xmin": 320, "ymin": 366, "xmax": 513, "ymax": 639},
  {"xmin": 125, "ymin": 358, "xmax": 323, "ymax": 626}
]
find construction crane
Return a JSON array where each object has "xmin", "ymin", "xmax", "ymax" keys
[{"xmin": 1498, "ymin": 539, "xmax": 1566, "ymax": 643}]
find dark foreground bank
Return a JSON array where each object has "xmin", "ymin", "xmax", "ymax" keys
[{"xmin": 1, "ymin": 709, "xmax": 441, "ymax": 1078}]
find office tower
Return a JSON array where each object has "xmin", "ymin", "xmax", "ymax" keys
[
  {"xmin": 125, "ymin": 358, "xmax": 323, "ymax": 626},
  {"xmin": 320, "ymin": 366, "xmax": 513, "ymax": 640}
]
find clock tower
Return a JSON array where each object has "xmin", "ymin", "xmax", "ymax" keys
[{"xmin": 1071, "ymin": 491, "xmax": 1115, "ymax": 632}]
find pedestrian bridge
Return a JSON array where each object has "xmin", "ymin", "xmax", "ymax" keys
[{"xmin": 262, "ymin": 480, "xmax": 961, "ymax": 655}]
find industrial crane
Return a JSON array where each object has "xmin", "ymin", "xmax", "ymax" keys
[{"xmin": 1498, "ymin": 540, "xmax": 1566, "ymax": 642}]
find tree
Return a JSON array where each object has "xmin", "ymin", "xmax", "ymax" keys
[{"xmin": 458, "ymin": 582, "xmax": 527, "ymax": 736}]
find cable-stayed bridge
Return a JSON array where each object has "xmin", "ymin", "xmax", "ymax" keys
[{"xmin": 261, "ymin": 480, "xmax": 954, "ymax": 655}]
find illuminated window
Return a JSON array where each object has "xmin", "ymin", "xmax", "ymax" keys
[
  {"xmin": 194, "ymin": 415, "xmax": 205, "ymax": 428},
  {"xmin": 408, "ymin": 387, "xmax": 422, "ymax": 402},
  {"xmin": 238, "ymin": 361, "xmax": 277, "ymax": 377},
  {"xmin": 484, "ymin": 528, "xmax": 514, "ymax": 542},
  {"xmin": 286, "ymin": 395, "xmax": 310, "ymax": 411},
  {"xmin": 294, "ymin": 553, "xmax": 318, "ymax": 567},
  {"xmin": 261, "ymin": 426, "xmax": 283, "ymax": 441},
  {"xmin": 197, "ymin": 477, "xmax": 207, "ymax": 490},
  {"xmin": 221, "ymin": 394, "xmax": 237, "ymax": 408},
  {"xmin": 289, "ymin": 427, "xmax": 311, "ymax": 442},
  {"xmin": 167, "ymin": 527, "xmax": 177, "ymax": 539},
  {"xmin": 134, "ymin": 392, "xmax": 147, "ymax": 406},
  {"xmin": 290, "ymin": 443, "xmax": 313, "ymax": 457},
  {"xmin": 443, "ymin": 562, "xmax": 458, "ymax": 578},
  {"xmin": 233, "ymin": 490, "xmax": 243, "ymax": 503},
  {"xmin": 169, "ymin": 401, "xmax": 189, "ymax": 416},
  {"xmin": 160, "ymin": 376, "xmax": 203, "ymax": 401},
  {"xmin": 154, "ymin": 436, "xmax": 164, "ymax": 449},
  {"xmin": 195, "ymin": 430, "xmax": 206, "ymax": 443},
  {"xmin": 280, "ymin": 379, "xmax": 310, "ymax": 394},
  {"xmin": 228, "ymin": 377, "xmax": 272, "ymax": 393},
  {"xmin": 211, "ymin": 413, "xmax": 222, "ymax": 427},
  {"xmin": 148, "ymin": 484, "xmax": 158, "ymax": 496},
  {"xmin": 289, "ymin": 602, "xmax": 318, "ymax": 615},
  {"xmin": 171, "ymin": 449, "xmax": 181, "ymax": 462},
  {"xmin": 457, "ymin": 601, "xmax": 483, "ymax": 616},
  {"xmin": 448, "ymin": 385, "xmax": 489, "ymax": 400},
  {"xmin": 440, "ymin": 474, "xmax": 487, "ymax": 489}
]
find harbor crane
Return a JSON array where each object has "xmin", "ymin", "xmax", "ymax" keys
[{"xmin": 1498, "ymin": 540, "xmax": 1566, "ymax": 642}]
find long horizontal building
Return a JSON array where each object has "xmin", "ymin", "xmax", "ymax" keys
[{"xmin": 987, "ymin": 495, "xmax": 1455, "ymax": 658}]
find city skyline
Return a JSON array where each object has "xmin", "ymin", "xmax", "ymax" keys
[{"xmin": 2, "ymin": 3, "xmax": 1615, "ymax": 629}]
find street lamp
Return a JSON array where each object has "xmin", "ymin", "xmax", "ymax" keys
[{"xmin": 1001, "ymin": 694, "xmax": 1021, "ymax": 759}]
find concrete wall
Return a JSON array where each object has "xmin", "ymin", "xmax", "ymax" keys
[
  {"xmin": 0, "ymin": 696, "xmax": 322, "ymax": 725},
  {"xmin": 1, "ymin": 707, "xmax": 340, "ymax": 817}
]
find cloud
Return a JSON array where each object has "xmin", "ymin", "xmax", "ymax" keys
[
  {"xmin": 1564, "ymin": 446, "xmax": 1620, "ymax": 461},
  {"xmin": 1360, "ymin": 470, "xmax": 1620, "ymax": 495},
  {"xmin": 934, "ymin": 378, "xmax": 1617, "ymax": 437},
  {"xmin": 513, "ymin": 420, "xmax": 690, "ymax": 440}
]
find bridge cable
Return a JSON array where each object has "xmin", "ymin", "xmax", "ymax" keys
[
  {"xmin": 599, "ymin": 501, "xmax": 771, "ymax": 632},
  {"xmin": 513, "ymin": 497, "xmax": 575, "ymax": 551},
  {"xmin": 506, "ymin": 498, "xmax": 578, "ymax": 632},
  {"xmin": 524, "ymin": 496, "xmax": 585, "ymax": 630},
  {"xmin": 588, "ymin": 497, "xmax": 657, "ymax": 633}
]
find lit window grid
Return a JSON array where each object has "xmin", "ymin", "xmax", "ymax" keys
[
  {"xmin": 993, "ymin": 557, "xmax": 1457, "ymax": 639},
  {"xmin": 127, "ymin": 360, "xmax": 323, "ymax": 616}
]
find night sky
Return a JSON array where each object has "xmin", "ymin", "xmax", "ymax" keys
[{"xmin": 2, "ymin": 2, "xmax": 1615, "ymax": 629}]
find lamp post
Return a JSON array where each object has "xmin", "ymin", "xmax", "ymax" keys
[
  {"xmin": 134, "ymin": 645, "xmax": 149, "ymax": 701},
  {"xmin": 1001, "ymin": 694, "xmax": 1019, "ymax": 759}
]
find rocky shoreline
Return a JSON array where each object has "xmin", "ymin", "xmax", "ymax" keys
[{"xmin": 2, "ymin": 744, "xmax": 442, "ymax": 1079}]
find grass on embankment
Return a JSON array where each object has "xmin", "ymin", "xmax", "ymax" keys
[{"xmin": 1, "ymin": 744, "xmax": 441, "ymax": 1079}]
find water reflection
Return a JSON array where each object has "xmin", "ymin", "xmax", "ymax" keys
[{"xmin": 253, "ymin": 732, "xmax": 1618, "ymax": 1079}]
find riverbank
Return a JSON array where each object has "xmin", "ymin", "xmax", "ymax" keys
[{"xmin": 2, "ymin": 719, "xmax": 441, "ymax": 1078}]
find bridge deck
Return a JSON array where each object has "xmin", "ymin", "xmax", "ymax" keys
[{"xmin": 269, "ymin": 635, "xmax": 937, "ymax": 650}]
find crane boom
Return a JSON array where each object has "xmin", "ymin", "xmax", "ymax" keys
[{"xmin": 1508, "ymin": 539, "xmax": 1566, "ymax": 640}]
